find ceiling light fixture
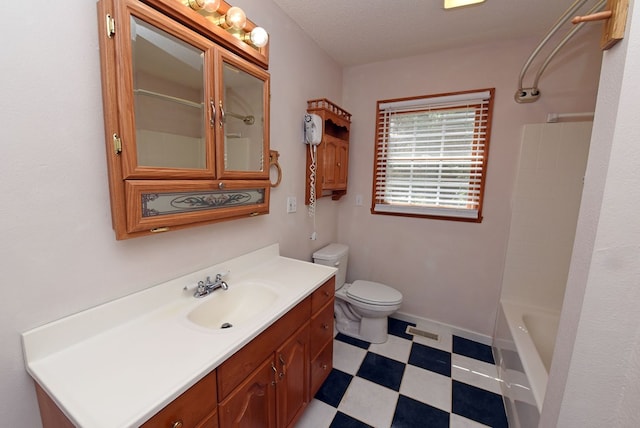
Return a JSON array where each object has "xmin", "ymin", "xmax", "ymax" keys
[{"xmin": 444, "ymin": 0, "xmax": 485, "ymax": 9}]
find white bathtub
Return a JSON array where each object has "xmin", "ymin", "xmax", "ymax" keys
[{"xmin": 493, "ymin": 301, "xmax": 560, "ymax": 427}]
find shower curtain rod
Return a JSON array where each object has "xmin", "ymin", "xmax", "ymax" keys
[
  {"xmin": 546, "ymin": 112, "xmax": 595, "ymax": 122},
  {"xmin": 515, "ymin": 0, "xmax": 606, "ymax": 104}
]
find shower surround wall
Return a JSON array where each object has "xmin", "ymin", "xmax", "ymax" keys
[
  {"xmin": 501, "ymin": 122, "xmax": 592, "ymax": 310},
  {"xmin": 495, "ymin": 121, "xmax": 592, "ymax": 428}
]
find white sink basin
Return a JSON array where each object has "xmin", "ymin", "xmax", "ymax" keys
[{"xmin": 187, "ymin": 282, "xmax": 279, "ymax": 330}]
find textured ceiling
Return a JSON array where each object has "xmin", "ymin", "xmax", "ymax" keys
[{"xmin": 271, "ymin": 0, "xmax": 596, "ymax": 66}]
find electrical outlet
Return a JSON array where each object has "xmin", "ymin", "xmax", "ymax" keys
[
  {"xmin": 286, "ymin": 196, "xmax": 297, "ymax": 213},
  {"xmin": 355, "ymin": 194, "xmax": 363, "ymax": 206}
]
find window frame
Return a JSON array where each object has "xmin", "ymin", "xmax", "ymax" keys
[{"xmin": 371, "ymin": 88, "xmax": 495, "ymax": 222}]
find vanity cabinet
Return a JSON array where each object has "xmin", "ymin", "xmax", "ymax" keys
[
  {"xmin": 218, "ymin": 357, "xmax": 276, "ymax": 427},
  {"xmin": 309, "ymin": 277, "xmax": 335, "ymax": 396},
  {"xmin": 275, "ymin": 324, "xmax": 310, "ymax": 427},
  {"xmin": 305, "ymin": 99, "xmax": 351, "ymax": 203},
  {"xmin": 35, "ymin": 369, "xmax": 219, "ymax": 428},
  {"xmin": 33, "ymin": 277, "xmax": 334, "ymax": 428},
  {"xmin": 217, "ymin": 294, "xmax": 311, "ymax": 428},
  {"xmin": 141, "ymin": 370, "xmax": 218, "ymax": 428},
  {"xmin": 98, "ymin": 0, "xmax": 270, "ymax": 239}
]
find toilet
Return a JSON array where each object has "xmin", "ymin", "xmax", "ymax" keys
[{"xmin": 313, "ymin": 243, "xmax": 402, "ymax": 344}]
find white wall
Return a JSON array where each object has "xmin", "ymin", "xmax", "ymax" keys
[
  {"xmin": 542, "ymin": 1, "xmax": 640, "ymax": 425},
  {"xmin": 0, "ymin": 1, "xmax": 342, "ymax": 426},
  {"xmin": 339, "ymin": 31, "xmax": 603, "ymax": 336}
]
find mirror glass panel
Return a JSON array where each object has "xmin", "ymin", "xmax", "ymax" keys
[
  {"xmin": 223, "ymin": 61, "xmax": 265, "ymax": 172},
  {"xmin": 131, "ymin": 16, "xmax": 207, "ymax": 169}
]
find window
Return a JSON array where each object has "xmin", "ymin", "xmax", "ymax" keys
[{"xmin": 372, "ymin": 88, "xmax": 494, "ymax": 222}]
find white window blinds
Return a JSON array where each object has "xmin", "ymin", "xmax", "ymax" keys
[{"xmin": 373, "ymin": 89, "xmax": 494, "ymax": 221}]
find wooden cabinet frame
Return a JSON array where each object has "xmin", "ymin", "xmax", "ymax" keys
[
  {"xmin": 305, "ymin": 99, "xmax": 351, "ymax": 203},
  {"xmin": 98, "ymin": 0, "xmax": 270, "ymax": 240}
]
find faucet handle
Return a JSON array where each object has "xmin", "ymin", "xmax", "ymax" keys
[{"xmin": 215, "ymin": 270, "xmax": 230, "ymax": 281}]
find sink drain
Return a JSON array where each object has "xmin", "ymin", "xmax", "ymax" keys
[{"xmin": 221, "ymin": 322, "xmax": 233, "ymax": 329}]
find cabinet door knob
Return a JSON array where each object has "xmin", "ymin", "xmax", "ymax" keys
[
  {"xmin": 323, "ymin": 290, "xmax": 330, "ymax": 297},
  {"xmin": 321, "ymin": 364, "xmax": 328, "ymax": 370},
  {"xmin": 171, "ymin": 420, "xmax": 184, "ymax": 428},
  {"xmin": 321, "ymin": 323, "xmax": 329, "ymax": 330},
  {"xmin": 337, "ymin": 162, "xmax": 341, "ymax": 167}
]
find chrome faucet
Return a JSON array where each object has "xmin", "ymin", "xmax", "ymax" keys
[{"xmin": 193, "ymin": 273, "xmax": 229, "ymax": 298}]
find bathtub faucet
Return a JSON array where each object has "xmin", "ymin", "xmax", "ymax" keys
[{"xmin": 194, "ymin": 273, "xmax": 229, "ymax": 298}]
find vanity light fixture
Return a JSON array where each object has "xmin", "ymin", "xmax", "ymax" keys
[
  {"xmin": 243, "ymin": 26, "xmax": 269, "ymax": 48},
  {"xmin": 444, "ymin": 0, "xmax": 485, "ymax": 9},
  {"xmin": 183, "ymin": 0, "xmax": 267, "ymax": 50},
  {"xmin": 187, "ymin": 0, "xmax": 221, "ymax": 12},
  {"xmin": 215, "ymin": 6, "xmax": 247, "ymax": 30}
]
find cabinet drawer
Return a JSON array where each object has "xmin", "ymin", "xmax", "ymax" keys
[
  {"xmin": 218, "ymin": 296, "xmax": 311, "ymax": 400},
  {"xmin": 141, "ymin": 370, "xmax": 217, "ymax": 428},
  {"xmin": 310, "ymin": 300, "xmax": 334, "ymax": 358},
  {"xmin": 310, "ymin": 341, "xmax": 333, "ymax": 397},
  {"xmin": 195, "ymin": 409, "xmax": 218, "ymax": 428},
  {"xmin": 311, "ymin": 277, "xmax": 335, "ymax": 313}
]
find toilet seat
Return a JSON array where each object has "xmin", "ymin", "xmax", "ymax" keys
[{"xmin": 346, "ymin": 280, "xmax": 403, "ymax": 306}]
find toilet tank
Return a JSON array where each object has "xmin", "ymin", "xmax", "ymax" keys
[{"xmin": 313, "ymin": 243, "xmax": 348, "ymax": 289}]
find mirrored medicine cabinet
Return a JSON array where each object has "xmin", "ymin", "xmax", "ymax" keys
[{"xmin": 98, "ymin": 0, "xmax": 270, "ymax": 239}]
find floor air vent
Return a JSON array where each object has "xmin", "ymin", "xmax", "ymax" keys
[{"xmin": 405, "ymin": 326, "xmax": 439, "ymax": 341}]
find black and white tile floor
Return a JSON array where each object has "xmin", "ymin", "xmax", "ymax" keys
[{"xmin": 296, "ymin": 318, "xmax": 508, "ymax": 428}]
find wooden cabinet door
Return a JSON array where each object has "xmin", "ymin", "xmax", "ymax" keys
[
  {"xmin": 322, "ymin": 137, "xmax": 339, "ymax": 190},
  {"xmin": 275, "ymin": 324, "xmax": 310, "ymax": 428},
  {"xmin": 219, "ymin": 357, "xmax": 276, "ymax": 428},
  {"xmin": 321, "ymin": 137, "xmax": 348, "ymax": 191},
  {"xmin": 335, "ymin": 140, "xmax": 348, "ymax": 190},
  {"xmin": 113, "ymin": 0, "xmax": 217, "ymax": 180},
  {"xmin": 216, "ymin": 50, "xmax": 270, "ymax": 180}
]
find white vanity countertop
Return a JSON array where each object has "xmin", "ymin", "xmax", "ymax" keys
[{"xmin": 22, "ymin": 244, "xmax": 336, "ymax": 428}]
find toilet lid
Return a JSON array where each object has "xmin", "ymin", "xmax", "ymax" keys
[{"xmin": 347, "ymin": 280, "xmax": 403, "ymax": 305}]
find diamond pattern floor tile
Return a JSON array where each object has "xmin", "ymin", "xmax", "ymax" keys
[{"xmin": 303, "ymin": 318, "xmax": 508, "ymax": 428}]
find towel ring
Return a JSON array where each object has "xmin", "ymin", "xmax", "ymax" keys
[{"xmin": 269, "ymin": 150, "xmax": 282, "ymax": 188}]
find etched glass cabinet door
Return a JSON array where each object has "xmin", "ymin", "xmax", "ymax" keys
[{"xmin": 115, "ymin": 0, "xmax": 216, "ymax": 179}]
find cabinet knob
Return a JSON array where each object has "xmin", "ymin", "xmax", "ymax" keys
[
  {"xmin": 321, "ymin": 323, "xmax": 329, "ymax": 330},
  {"xmin": 323, "ymin": 290, "xmax": 330, "ymax": 297},
  {"xmin": 337, "ymin": 162, "xmax": 341, "ymax": 167},
  {"xmin": 171, "ymin": 420, "xmax": 184, "ymax": 428},
  {"xmin": 321, "ymin": 364, "xmax": 328, "ymax": 370},
  {"xmin": 218, "ymin": 182, "xmax": 224, "ymax": 189}
]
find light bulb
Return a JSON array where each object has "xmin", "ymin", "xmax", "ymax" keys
[
  {"xmin": 202, "ymin": 0, "xmax": 220, "ymax": 12},
  {"xmin": 225, "ymin": 6, "xmax": 247, "ymax": 30},
  {"xmin": 187, "ymin": 0, "xmax": 219, "ymax": 12},
  {"xmin": 249, "ymin": 27, "xmax": 268, "ymax": 48}
]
